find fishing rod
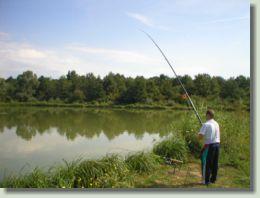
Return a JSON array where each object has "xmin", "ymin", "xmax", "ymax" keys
[{"xmin": 141, "ymin": 30, "xmax": 203, "ymax": 126}]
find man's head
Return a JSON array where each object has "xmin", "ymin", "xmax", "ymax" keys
[{"xmin": 206, "ymin": 109, "xmax": 214, "ymax": 120}]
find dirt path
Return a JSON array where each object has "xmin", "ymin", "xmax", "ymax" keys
[{"xmin": 133, "ymin": 161, "xmax": 249, "ymax": 189}]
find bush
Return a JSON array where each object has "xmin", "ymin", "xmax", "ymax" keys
[
  {"xmin": 0, "ymin": 168, "xmax": 50, "ymax": 188},
  {"xmin": 0, "ymin": 155, "xmax": 133, "ymax": 188},
  {"xmin": 125, "ymin": 152, "xmax": 161, "ymax": 173},
  {"xmin": 153, "ymin": 136, "xmax": 188, "ymax": 161},
  {"xmin": 176, "ymin": 112, "xmax": 202, "ymax": 157},
  {"xmin": 74, "ymin": 155, "xmax": 131, "ymax": 188},
  {"xmin": 183, "ymin": 131, "xmax": 202, "ymax": 157}
]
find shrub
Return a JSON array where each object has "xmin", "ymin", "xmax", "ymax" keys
[
  {"xmin": 0, "ymin": 155, "xmax": 132, "ymax": 188},
  {"xmin": 125, "ymin": 152, "xmax": 161, "ymax": 173},
  {"xmin": 0, "ymin": 168, "xmax": 50, "ymax": 188},
  {"xmin": 153, "ymin": 136, "xmax": 188, "ymax": 161},
  {"xmin": 183, "ymin": 130, "xmax": 202, "ymax": 157},
  {"xmin": 74, "ymin": 155, "xmax": 131, "ymax": 188},
  {"xmin": 50, "ymin": 158, "xmax": 81, "ymax": 188}
]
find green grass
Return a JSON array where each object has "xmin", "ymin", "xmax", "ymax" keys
[
  {"xmin": 0, "ymin": 153, "xmax": 162, "ymax": 188},
  {"xmin": 125, "ymin": 152, "xmax": 162, "ymax": 173},
  {"xmin": 153, "ymin": 136, "xmax": 188, "ymax": 161},
  {"xmin": 0, "ymin": 99, "xmax": 249, "ymax": 111},
  {"xmin": 133, "ymin": 160, "xmax": 250, "ymax": 189},
  {"xmin": 0, "ymin": 155, "xmax": 133, "ymax": 188}
]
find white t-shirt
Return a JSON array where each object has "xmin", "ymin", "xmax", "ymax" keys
[{"xmin": 198, "ymin": 119, "xmax": 220, "ymax": 144}]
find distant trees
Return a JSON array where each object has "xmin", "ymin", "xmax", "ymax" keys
[
  {"xmin": 119, "ymin": 76, "xmax": 147, "ymax": 104},
  {"xmin": 157, "ymin": 74, "xmax": 175, "ymax": 100},
  {"xmin": 37, "ymin": 76, "xmax": 56, "ymax": 101},
  {"xmin": 180, "ymin": 75, "xmax": 194, "ymax": 94},
  {"xmin": 146, "ymin": 79, "xmax": 161, "ymax": 102},
  {"xmin": 15, "ymin": 71, "xmax": 39, "ymax": 101},
  {"xmin": 0, "ymin": 70, "xmax": 250, "ymax": 105},
  {"xmin": 221, "ymin": 78, "xmax": 241, "ymax": 100},
  {"xmin": 0, "ymin": 78, "xmax": 7, "ymax": 101},
  {"xmin": 84, "ymin": 73, "xmax": 105, "ymax": 102},
  {"xmin": 193, "ymin": 74, "xmax": 212, "ymax": 97}
]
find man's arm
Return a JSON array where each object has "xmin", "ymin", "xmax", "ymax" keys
[{"xmin": 198, "ymin": 123, "xmax": 206, "ymax": 140}]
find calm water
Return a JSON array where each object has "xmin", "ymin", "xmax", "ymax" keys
[{"xmin": 0, "ymin": 107, "xmax": 186, "ymax": 179}]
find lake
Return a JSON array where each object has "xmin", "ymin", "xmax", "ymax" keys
[{"xmin": 0, "ymin": 107, "xmax": 187, "ymax": 179}]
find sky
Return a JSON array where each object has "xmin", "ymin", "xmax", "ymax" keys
[{"xmin": 0, "ymin": 0, "xmax": 250, "ymax": 79}]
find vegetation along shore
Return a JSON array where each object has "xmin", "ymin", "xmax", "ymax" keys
[{"xmin": 0, "ymin": 71, "xmax": 249, "ymax": 110}]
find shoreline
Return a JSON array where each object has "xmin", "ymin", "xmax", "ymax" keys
[
  {"xmin": 0, "ymin": 153, "xmax": 249, "ymax": 189},
  {"xmin": 0, "ymin": 102, "xmax": 248, "ymax": 111}
]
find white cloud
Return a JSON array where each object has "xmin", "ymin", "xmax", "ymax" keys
[
  {"xmin": 66, "ymin": 45, "xmax": 158, "ymax": 65},
  {"xmin": 126, "ymin": 12, "xmax": 170, "ymax": 30},
  {"xmin": 0, "ymin": 38, "xmax": 162, "ymax": 78},
  {"xmin": 0, "ymin": 40, "xmax": 82, "ymax": 77},
  {"xmin": 126, "ymin": 12, "xmax": 154, "ymax": 27},
  {"xmin": 0, "ymin": 32, "xmax": 10, "ymax": 40},
  {"xmin": 17, "ymin": 48, "xmax": 47, "ymax": 59},
  {"xmin": 0, "ymin": 41, "xmax": 46, "ymax": 62},
  {"xmin": 0, "ymin": 32, "xmax": 249, "ymax": 79}
]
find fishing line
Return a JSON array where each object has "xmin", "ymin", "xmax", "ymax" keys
[{"xmin": 140, "ymin": 30, "xmax": 203, "ymax": 126}]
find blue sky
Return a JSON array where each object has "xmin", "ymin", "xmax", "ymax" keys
[{"xmin": 0, "ymin": 0, "xmax": 250, "ymax": 78}]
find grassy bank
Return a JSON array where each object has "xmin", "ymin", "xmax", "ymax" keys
[
  {"xmin": 0, "ymin": 101, "xmax": 183, "ymax": 110},
  {"xmin": 0, "ymin": 153, "xmax": 161, "ymax": 188},
  {"xmin": 0, "ymin": 154, "xmax": 249, "ymax": 189},
  {"xmin": 0, "ymin": 99, "xmax": 249, "ymax": 111}
]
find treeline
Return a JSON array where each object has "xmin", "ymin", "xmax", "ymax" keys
[{"xmin": 0, "ymin": 70, "xmax": 250, "ymax": 105}]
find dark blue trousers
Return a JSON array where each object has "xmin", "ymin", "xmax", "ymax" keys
[{"xmin": 205, "ymin": 143, "xmax": 220, "ymax": 184}]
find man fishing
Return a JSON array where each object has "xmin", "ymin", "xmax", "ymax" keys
[
  {"xmin": 142, "ymin": 31, "xmax": 220, "ymax": 185},
  {"xmin": 198, "ymin": 109, "xmax": 220, "ymax": 185}
]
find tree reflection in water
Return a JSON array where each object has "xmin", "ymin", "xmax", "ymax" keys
[{"xmin": 0, "ymin": 107, "xmax": 186, "ymax": 141}]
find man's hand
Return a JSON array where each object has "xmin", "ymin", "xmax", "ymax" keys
[{"xmin": 198, "ymin": 133, "xmax": 203, "ymax": 140}]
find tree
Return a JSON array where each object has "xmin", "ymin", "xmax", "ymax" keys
[
  {"xmin": 193, "ymin": 74, "xmax": 212, "ymax": 97},
  {"xmin": 133, "ymin": 76, "xmax": 147, "ymax": 103},
  {"xmin": 146, "ymin": 79, "xmax": 161, "ymax": 102},
  {"xmin": 0, "ymin": 78, "xmax": 7, "ymax": 101},
  {"xmin": 210, "ymin": 77, "xmax": 221, "ymax": 97},
  {"xmin": 119, "ymin": 76, "xmax": 147, "ymax": 103},
  {"xmin": 84, "ymin": 73, "xmax": 105, "ymax": 102},
  {"xmin": 113, "ymin": 73, "xmax": 127, "ymax": 101},
  {"xmin": 71, "ymin": 89, "xmax": 85, "ymax": 102},
  {"xmin": 66, "ymin": 70, "xmax": 78, "ymax": 81},
  {"xmin": 15, "ymin": 71, "xmax": 39, "ymax": 101},
  {"xmin": 235, "ymin": 75, "xmax": 250, "ymax": 99},
  {"xmin": 66, "ymin": 70, "xmax": 86, "ymax": 102},
  {"xmin": 103, "ymin": 72, "xmax": 118, "ymax": 101},
  {"xmin": 235, "ymin": 75, "xmax": 250, "ymax": 90},
  {"xmin": 159, "ymin": 79, "xmax": 175, "ymax": 100},
  {"xmin": 179, "ymin": 75, "xmax": 194, "ymax": 95},
  {"xmin": 56, "ymin": 76, "xmax": 72, "ymax": 101},
  {"xmin": 36, "ymin": 76, "xmax": 56, "ymax": 101},
  {"xmin": 5, "ymin": 77, "xmax": 17, "ymax": 101},
  {"xmin": 221, "ymin": 78, "xmax": 241, "ymax": 100},
  {"xmin": 0, "ymin": 70, "xmax": 250, "ymax": 105}
]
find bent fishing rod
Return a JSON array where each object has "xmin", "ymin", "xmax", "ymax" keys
[{"xmin": 141, "ymin": 30, "xmax": 203, "ymax": 126}]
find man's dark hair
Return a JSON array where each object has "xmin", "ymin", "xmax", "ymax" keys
[{"xmin": 206, "ymin": 109, "xmax": 214, "ymax": 118}]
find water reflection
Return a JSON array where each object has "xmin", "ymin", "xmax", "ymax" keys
[
  {"xmin": 0, "ymin": 107, "xmax": 185, "ymax": 177},
  {"xmin": 0, "ymin": 108, "xmax": 183, "ymax": 141}
]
